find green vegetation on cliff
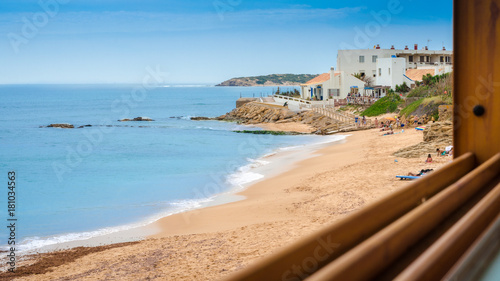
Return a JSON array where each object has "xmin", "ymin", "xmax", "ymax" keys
[
  {"xmin": 362, "ymin": 93, "xmax": 403, "ymax": 116},
  {"xmin": 360, "ymin": 72, "xmax": 453, "ymax": 118},
  {"xmin": 217, "ymin": 74, "xmax": 319, "ymax": 86}
]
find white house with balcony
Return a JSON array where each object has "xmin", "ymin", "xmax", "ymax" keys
[
  {"xmin": 300, "ymin": 67, "xmax": 365, "ymax": 101},
  {"xmin": 337, "ymin": 44, "xmax": 453, "ymax": 81},
  {"xmin": 300, "ymin": 44, "xmax": 453, "ymax": 103}
]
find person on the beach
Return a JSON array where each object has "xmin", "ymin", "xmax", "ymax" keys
[
  {"xmin": 436, "ymin": 148, "xmax": 442, "ymax": 156},
  {"xmin": 408, "ymin": 169, "xmax": 434, "ymax": 177},
  {"xmin": 355, "ymin": 116, "xmax": 359, "ymax": 126},
  {"xmin": 425, "ymin": 154, "xmax": 433, "ymax": 163},
  {"xmin": 362, "ymin": 115, "xmax": 366, "ymax": 126},
  {"xmin": 374, "ymin": 118, "xmax": 379, "ymax": 128}
]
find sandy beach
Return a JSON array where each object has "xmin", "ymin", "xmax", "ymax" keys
[{"xmin": 6, "ymin": 127, "xmax": 451, "ymax": 281}]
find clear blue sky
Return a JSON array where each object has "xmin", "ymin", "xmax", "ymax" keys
[{"xmin": 0, "ymin": 0, "xmax": 453, "ymax": 84}]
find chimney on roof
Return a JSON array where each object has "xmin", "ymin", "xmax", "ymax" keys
[
  {"xmin": 330, "ymin": 67, "xmax": 335, "ymax": 77},
  {"xmin": 443, "ymin": 46, "xmax": 446, "ymax": 50},
  {"xmin": 405, "ymin": 45, "xmax": 409, "ymax": 50},
  {"xmin": 376, "ymin": 44, "xmax": 381, "ymax": 49},
  {"xmin": 414, "ymin": 44, "xmax": 418, "ymax": 50},
  {"xmin": 391, "ymin": 45, "xmax": 395, "ymax": 50},
  {"xmin": 425, "ymin": 46, "xmax": 429, "ymax": 50}
]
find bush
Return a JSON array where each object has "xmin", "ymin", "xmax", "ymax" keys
[
  {"xmin": 407, "ymin": 85, "xmax": 430, "ymax": 97},
  {"xmin": 361, "ymin": 93, "xmax": 403, "ymax": 116}
]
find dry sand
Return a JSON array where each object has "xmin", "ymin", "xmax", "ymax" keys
[{"xmin": 6, "ymin": 127, "xmax": 452, "ymax": 281}]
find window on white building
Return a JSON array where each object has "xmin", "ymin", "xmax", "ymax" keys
[
  {"xmin": 359, "ymin": 56, "xmax": 365, "ymax": 63},
  {"xmin": 372, "ymin": 70, "xmax": 376, "ymax": 77},
  {"xmin": 420, "ymin": 56, "xmax": 424, "ymax": 62},
  {"xmin": 409, "ymin": 56, "xmax": 414, "ymax": 62},
  {"xmin": 426, "ymin": 56, "xmax": 430, "ymax": 62},
  {"xmin": 379, "ymin": 68, "xmax": 382, "ymax": 76},
  {"xmin": 328, "ymin": 89, "xmax": 340, "ymax": 97},
  {"xmin": 372, "ymin": 55, "xmax": 377, "ymax": 63},
  {"xmin": 388, "ymin": 68, "xmax": 391, "ymax": 75},
  {"xmin": 440, "ymin": 56, "xmax": 444, "ymax": 62}
]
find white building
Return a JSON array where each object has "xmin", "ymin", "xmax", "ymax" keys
[
  {"xmin": 337, "ymin": 44, "xmax": 453, "ymax": 82},
  {"xmin": 300, "ymin": 67, "xmax": 365, "ymax": 101},
  {"xmin": 376, "ymin": 57, "xmax": 414, "ymax": 89},
  {"xmin": 300, "ymin": 44, "xmax": 453, "ymax": 101}
]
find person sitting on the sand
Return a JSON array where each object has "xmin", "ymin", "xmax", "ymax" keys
[
  {"xmin": 436, "ymin": 148, "xmax": 442, "ymax": 156},
  {"xmin": 382, "ymin": 128, "xmax": 394, "ymax": 135},
  {"xmin": 425, "ymin": 154, "xmax": 433, "ymax": 163},
  {"xmin": 408, "ymin": 169, "xmax": 434, "ymax": 177}
]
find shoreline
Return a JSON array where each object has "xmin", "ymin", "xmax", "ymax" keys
[
  {"xmin": 18, "ymin": 131, "xmax": 345, "ymax": 254},
  {"xmin": 7, "ymin": 127, "xmax": 452, "ymax": 280},
  {"xmin": 150, "ymin": 133, "xmax": 348, "ymax": 237}
]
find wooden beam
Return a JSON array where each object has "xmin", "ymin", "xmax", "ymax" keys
[
  {"xmin": 224, "ymin": 153, "xmax": 475, "ymax": 281},
  {"xmin": 305, "ymin": 153, "xmax": 500, "ymax": 281},
  {"xmin": 454, "ymin": 0, "xmax": 500, "ymax": 164},
  {"xmin": 395, "ymin": 158, "xmax": 500, "ymax": 280}
]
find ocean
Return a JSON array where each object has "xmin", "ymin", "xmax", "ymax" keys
[{"xmin": 0, "ymin": 85, "xmax": 344, "ymax": 252}]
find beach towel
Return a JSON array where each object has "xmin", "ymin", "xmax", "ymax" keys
[
  {"xmin": 396, "ymin": 176, "xmax": 420, "ymax": 180},
  {"xmin": 415, "ymin": 126, "xmax": 425, "ymax": 131}
]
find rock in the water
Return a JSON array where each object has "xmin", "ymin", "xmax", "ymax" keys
[
  {"xmin": 191, "ymin": 117, "xmax": 212, "ymax": 121},
  {"xmin": 47, "ymin": 123, "xmax": 74, "ymax": 129},
  {"xmin": 119, "ymin": 117, "xmax": 154, "ymax": 122}
]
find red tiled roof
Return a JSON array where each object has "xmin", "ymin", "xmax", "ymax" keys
[
  {"xmin": 406, "ymin": 69, "xmax": 435, "ymax": 81},
  {"xmin": 302, "ymin": 72, "xmax": 338, "ymax": 86}
]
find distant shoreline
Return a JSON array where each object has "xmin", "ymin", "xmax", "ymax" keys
[{"xmin": 217, "ymin": 74, "xmax": 319, "ymax": 87}]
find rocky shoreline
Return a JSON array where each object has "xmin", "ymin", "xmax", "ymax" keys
[{"xmin": 193, "ymin": 102, "xmax": 344, "ymax": 135}]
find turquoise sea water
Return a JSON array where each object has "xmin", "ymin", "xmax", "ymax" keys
[{"xmin": 0, "ymin": 85, "xmax": 337, "ymax": 251}]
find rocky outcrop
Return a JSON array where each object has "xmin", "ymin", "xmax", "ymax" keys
[
  {"xmin": 119, "ymin": 117, "xmax": 154, "ymax": 122},
  {"xmin": 216, "ymin": 74, "xmax": 319, "ymax": 87},
  {"xmin": 47, "ymin": 123, "xmax": 74, "ymax": 129},
  {"xmin": 438, "ymin": 105, "xmax": 453, "ymax": 121},
  {"xmin": 394, "ymin": 121, "xmax": 453, "ymax": 158},
  {"xmin": 214, "ymin": 102, "xmax": 341, "ymax": 135},
  {"xmin": 190, "ymin": 117, "xmax": 212, "ymax": 121},
  {"xmin": 236, "ymin": 98, "xmax": 259, "ymax": 108},
  {"xmin": 423, "ymin": 121, "xmax": 453, "ymax": 142}
]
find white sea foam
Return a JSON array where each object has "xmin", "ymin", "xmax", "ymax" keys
[
  {"xmin": 225, "ymin": 158, "xmax": 270, "ymax": 188},
  {"xmin": 11, "ymin": 197, "xmax": 216, "ymax": 253}
]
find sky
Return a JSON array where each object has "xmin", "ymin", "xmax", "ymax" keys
[{"xmin": 0, "ymin": 0, "xmax": 453, "ymax": 84}]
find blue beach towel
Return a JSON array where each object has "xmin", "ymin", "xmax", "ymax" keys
[{"xmin": 396, "ymin": 176, "xmax": 420, "ymax": 180}]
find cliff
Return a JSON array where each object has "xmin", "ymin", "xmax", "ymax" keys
[{"xmin": 216, "ymin": 74, "xmax": 319, "ymax": 87}]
